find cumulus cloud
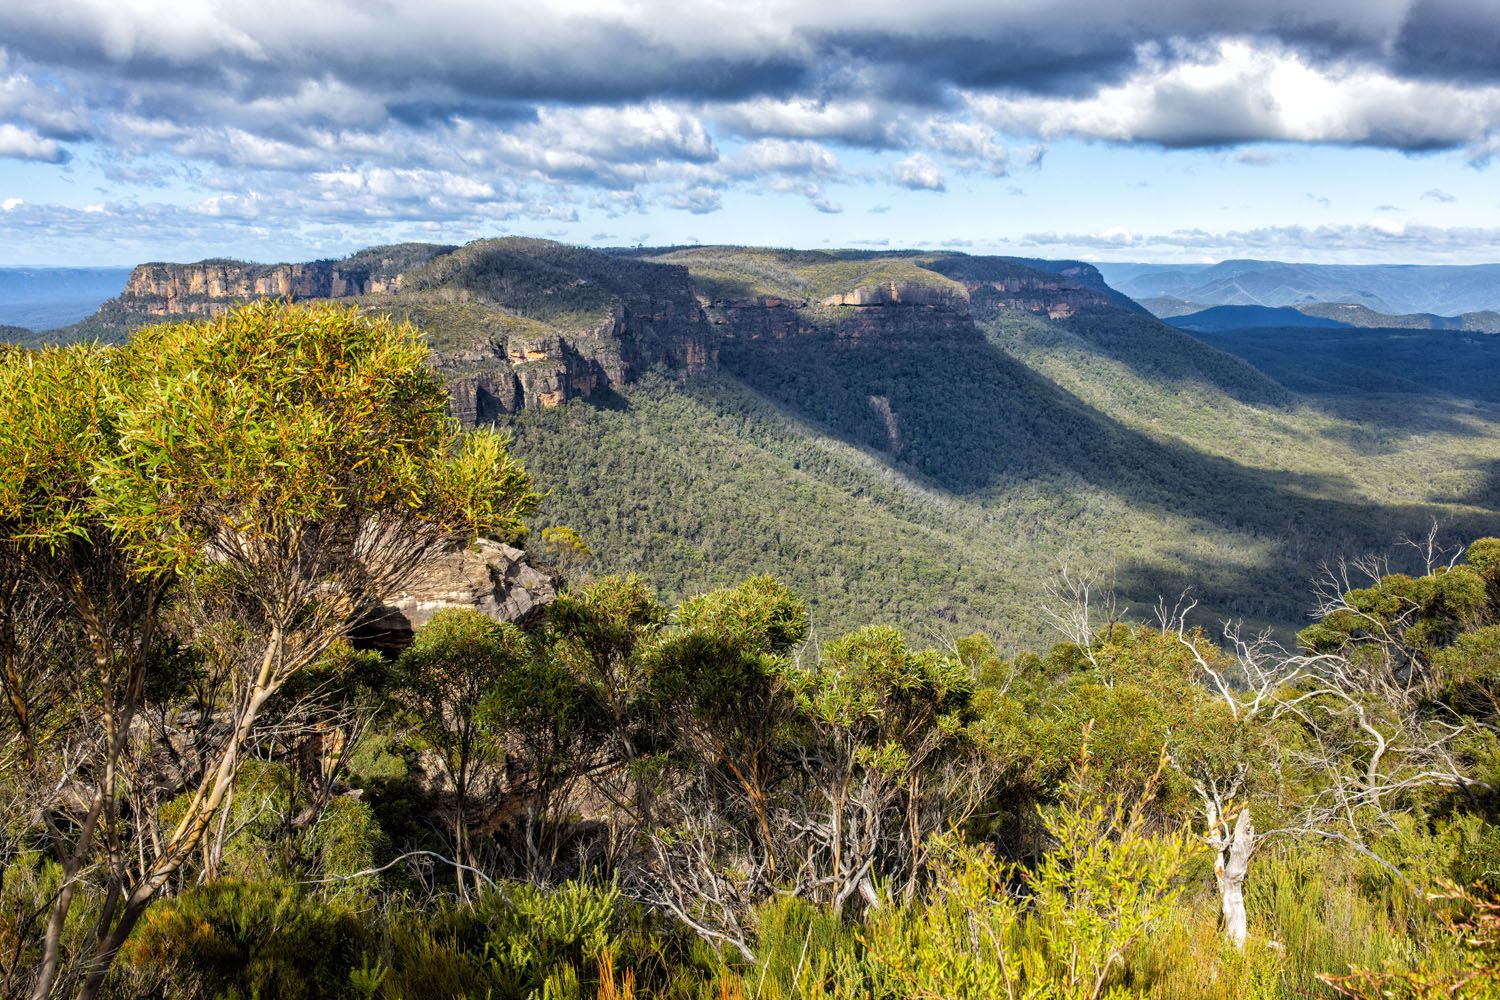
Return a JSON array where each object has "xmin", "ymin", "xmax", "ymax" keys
[
  {"xmin": 893, "ymin": 153, "xmax": 946, "ymax": 191},
  {"xmin": 0, "ymin": 123, "xmax": 68, "ymax": 162},
  {"xmin": 966, "ymin": 38, "xmax": 1500, "ymax": 155},
  {"xmin": 666, "ymin": 186, "xmax": 723, "ymax": 214},
  {"xmin": 2, "ymin": 2, "xmax": 1500, "ymax": 253}
]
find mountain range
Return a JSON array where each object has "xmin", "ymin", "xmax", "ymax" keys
[
  {"xmin": 1097, "ymin": 259, "xmax": 1500, "ymax": 316},
  {"xmin": 14, "ymin": 239, "xmax": 1500, "ymax": 647},
  {"xmin": 0, "ymin": 266, "xmax": 132, "ymax": 331}
]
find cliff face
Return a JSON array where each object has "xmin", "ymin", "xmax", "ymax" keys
[
  {"xmin": 438, "ymin": 298, "xmax": 718, "ymax": 426},
  {"xmin": 422, "ymin": 244, "xmax": 720, "ymax": 424},
  {"xmin": 87, "ymin": 240, "xmax": 1129, "ymax": 424},
  {"xmin": 121, "ymin": 260, "xmax": 402, "ymax": 315},
  {"xmin": 118, "ymin": 244, "xmax": 452, "ymax": 317},
  {"xmin": 111, "ymin": 240, "xmax": 719, "ymax": 423},
  {"xmin": 962, "ymin": 274, "xmax": 1116, "ymax": 320}
]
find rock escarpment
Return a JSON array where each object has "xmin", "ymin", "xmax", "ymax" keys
[
  {"xmin": 122, "ymin": 261, "xmax": 395, "ymax": 315},
  {"xmin": 81, "ymin": 240, "xmax": 1128, "ymax": 423},
  {"xmin": 117, "ymin": 244, "xmax": 453, "ymax": 317}
]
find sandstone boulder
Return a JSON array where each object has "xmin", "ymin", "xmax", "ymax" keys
[{"xmin": 354, "ymin": 539, "xmax": 555, "ymax": 652}]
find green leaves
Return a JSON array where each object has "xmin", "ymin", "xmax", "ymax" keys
[
  {"xmin": 0, "ymin": 344, "xmax": 119, "ymax": 549},
  {"xmin": 796, "ymin": 625, "xmax": 975, "ymax": 736},
  {"xmin": 428, "ymin": 428, "xmax": 539, "ymax": 543},
  {"xmin": 91, "ymin": 300, "xmax": 504, "ymax": 574}
]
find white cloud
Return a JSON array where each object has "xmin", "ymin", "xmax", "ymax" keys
[
  {"xmin": 0, "ymin": 123, "xmax": 68, "ymax": 162},
  {"xmin": 967, "ymin": 39, "xmax": 1500, "ymax": 155},
  {"xmin": 2, "ymin": 2, "xmax": 1500, "ymax": 257},
  {"xmin": 892, "ymin": 153, "xmax": 945, "ymax": 191},
  {"xmin": 1022, "ymin": 220, "xmax": 1500, "ymax": 263}
]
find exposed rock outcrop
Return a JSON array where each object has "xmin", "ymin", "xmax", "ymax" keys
[
  {"xmin": 81, "ymin": 240, "xmax": 1128, "ymax": 423},
  {"xmin": 820, "ymin": 280, "xmax": 964, "ymax": 308},
  {"xmin": 962, "ymin": 275, "xmax": 1114, "ymax": 320},
  {"xmin": 122, "ymin": 261, "xmax": 399, "ymax": 315},
  {"xmin": 354, "ymin": 539, "xmax": 555, "ymax": 652},
  {"xmin": 118, "ymin": 245, "xmax": 453, "ymax": 318}
]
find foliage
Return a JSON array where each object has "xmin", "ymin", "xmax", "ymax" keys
[
  {"xmin": 122, "ymin": 880, "xmax": 371, "ymax": 1000},
  {"xmin": 8, "ymin": 280, "xmax": 1500, "ymax": 997},
  {"xmin": 1321, "ymin": 883, "xmax": 1500, "ymax": 999},
  {"xmin": 864, "ymin": 779, "xmax": 1196, "ymax": 1000}
]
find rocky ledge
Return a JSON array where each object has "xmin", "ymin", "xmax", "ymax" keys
[{"xmin": 354, "ymin": 539, "xmax": 555, "ymax": 652}]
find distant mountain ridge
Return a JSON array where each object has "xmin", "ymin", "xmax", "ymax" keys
[
  {"xmin": 1156, "ymin": 301, "xmax": 1500, "ymax": 334},
  {"xmin": 0, "ymin": 266, "xmax": 132, "ymax": 330},
  {"xmin": 1297, "ymin": 302, "xmax": 1500, "ymax": 333},
  {"xmin": 1166, "ymin": 305, "xmax": 1351, "ymax": 332},
  {"xmin": 35, "ymin": 239, "xmax": 1135, "ymax": 421},
  {"xmin": 1097, "ymin": 259, "xmax": 1500, "ymax": 315}
]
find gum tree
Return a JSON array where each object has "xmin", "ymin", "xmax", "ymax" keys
[
  {"xmin": 0, "ymin": 343, "xmax": 168, "ymax": 1000},
  {"xmin": 2, "ymin": 301, "xmax": 538, "ymax": 999}
]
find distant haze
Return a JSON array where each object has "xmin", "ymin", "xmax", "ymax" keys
[
  {"xmin": 1095, "ymin": 260, "xmax": 1500, "ymax": 316},
  {"xmin": 0, "ymin": 267, "xmax": 131, "ymax": 330}
]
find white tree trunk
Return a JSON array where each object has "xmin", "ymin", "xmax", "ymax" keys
[{"xmin": 1216, "ymin": 806, "xmax": 1254, "ymax": 949}]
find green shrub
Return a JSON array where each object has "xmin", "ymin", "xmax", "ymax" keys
[{"xmin": 122, "ymin": 880, "xmax": 371, "ymax": 1000}]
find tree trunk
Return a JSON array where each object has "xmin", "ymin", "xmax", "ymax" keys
[{"xmin": 1216, "ymin": 806, "xmax": 1254, "ymax": 949}]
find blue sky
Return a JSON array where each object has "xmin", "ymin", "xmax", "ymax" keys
[{"xmin": 1, "ymin": 1, "xmax": 1499, "ymax": 265}]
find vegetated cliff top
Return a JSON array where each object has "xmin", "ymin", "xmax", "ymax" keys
[
  {"xmin": 394, "ymin": 237, "xmax": 702, "ymax": 332},
  {"xmin": 627, "ymin": 244, "xmax": 1137, "ymax": 311},
  {"xmin": 131, "ymin": 243, "xmax": 459, "ymax": 281},
  {"xmin": 40, "ymin": 237, "xmax": 1140, "ymax": 349}
]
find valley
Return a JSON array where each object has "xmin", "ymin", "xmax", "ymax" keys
[{"xmin": 24, "ymin": 238, "xmax": 1500, "ymax": 648}]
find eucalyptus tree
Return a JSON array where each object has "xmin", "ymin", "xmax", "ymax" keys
[
  {"xmin": 0, "ymin": 301, "xmax": 538, "ymax": 999},
  {"xmin": 1157, "ymin": 536, "xmax": 1500, "ymax": 949},
  {"xmin": 0, "ymin": 343, "xmax": 164, "ymax": 1000},
  {"xmin": 397, "ymin": 609, "xmax": 531, "ymax": 897}
]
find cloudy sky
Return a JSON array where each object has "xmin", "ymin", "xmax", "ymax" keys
[{"xmin": 2, "ymin": 0, "xmax": 1500, "ymax": 264}]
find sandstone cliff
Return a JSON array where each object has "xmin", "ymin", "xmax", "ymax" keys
[
  {"xmin": 78, "ymin": 240, "xmax": 1129, "ymax": 423},
  {"xmin": 118, "ymin": 244, "xmax": 453, "ymax": 317}
]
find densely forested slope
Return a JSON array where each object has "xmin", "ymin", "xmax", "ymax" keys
[
  {"xmin": 1167, "ymin": 305, "xmax": 1350, "ymax": 332},
  {"xmin": 1296, "ymin": 302, "xmax": 1500, "ymax": 332},
  {"xmin": 500, "ymin": 290, "xmax": 1500, "ymax": 647},
  {"xmin": 16, "ymin": 238, "xmax": 1500, "ymax": 646}
]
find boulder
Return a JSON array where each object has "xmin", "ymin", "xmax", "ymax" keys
[{"xmin": 354, "ymin": 539, "xmax": 555, "ymax": 652}]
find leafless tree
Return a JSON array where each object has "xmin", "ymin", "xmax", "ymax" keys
[
  {"xmin": 1157, "ymin": 580, "xmax": 1491, "ymax": 949},
  {"xmin": 1040, "ymin": 563, "xmax": 1127, "ymax": 671}
]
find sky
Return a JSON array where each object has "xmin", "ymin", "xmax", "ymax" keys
[{"xmin": 1, "ymin": 0, "xmax": 1500, "ymax": 266}]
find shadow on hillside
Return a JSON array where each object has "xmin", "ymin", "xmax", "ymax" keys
[
  {"xmin": 715, "ymin": 313, "xmax": 1500, "ymax": 624},
  {"xmin": 978, "ymin": 302, "xmax": 1294, "ymax": 411},
  {"xmin": 1454, "ymin": 458, "xmax": 1500, "ymax": 510},
  {"xmin": 1106, "ymin": 494, "xmax": 1500, "ymax": 648},
  {"xmin": 1186, "ymin": 327, "xmax": 1500, "ymax": 443}
]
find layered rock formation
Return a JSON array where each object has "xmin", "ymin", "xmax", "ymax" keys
[
  {"xmin": 117, "ymin": 244, "xmax": 452, "ymax": 317},
  {"xmin": 79, "ymin": 239, "xmax": 1125, "ymax": 424},
  {"xmin": 122, "ymin": 261, "xmax": 396, "ymax": 315},
  {"xmin": 354, "ymin": 539, "xmax": 555, "ymax": 652},
  {"xmin": 419, "ymin": 245, "xmax": 720, "ymax": 424}
]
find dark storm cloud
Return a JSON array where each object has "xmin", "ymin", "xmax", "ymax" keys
[
  {"xmin": 1393, "ymin": 0, "xmax": 1500, "ymax": 82},
  {"xmin": 1, "ymin": 1, "xmax": 1499, "ymax": 227}
]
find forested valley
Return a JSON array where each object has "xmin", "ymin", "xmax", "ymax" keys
[{"xmin": 3, "ymin": 301, "xmax": 1499, "ymax": 999}]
